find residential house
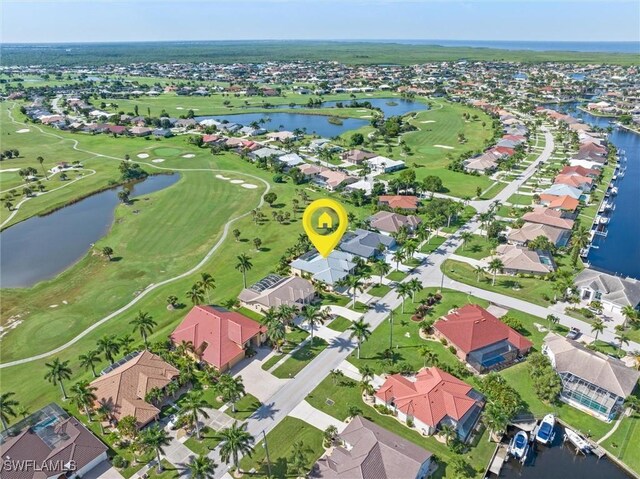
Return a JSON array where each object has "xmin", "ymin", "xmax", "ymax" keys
[
  {"xmin": 290, "ymin": 250, "xmax": 357, "ymax": 289},
  {"xmin": 559, "ymin": 165, "xmax": 601, "ymax": 179},
  {"xmin": 538, "ymin": 194, "xmax": 580, "ymax": 214},
  {"xmin": 543, "ymin": 333, "xmax": 640, "ymax": 421},
  {"xmin": 375, "ymin": 367, "xmax": 484, "ymax": 441},
  {"xmin": 554, "ymin": 174, "xmax": 593, "ymax": 192},
  {"xmin": 90, "ymin": 350, "xmax": 179, "ymax": 428},
  {"xmin": 266, "ymin": 130, "xmax": 297, "ymax": 142},
  {"xmin": 496, "ymin": 244, "xmax": 556, "ymax": 275},
  {"xmin": 316, "ymin": 169, "xmax": 357, "ymax": 191},
  {"xmin": 368, "ymin": 211, "xmax": 421, "ymax": 234},
  {"xmin": 378, "ymin": 195, "xmax": 420, "ymax": 211},
  {"xmin": 365, "ymin": 156, "xmax": 405, "ymax": 173},
  {"xmin": 0, "ymin": 403, "xmax": 108, "ymax": 479},
  {"xmin": 574, "ymin": 268, "xmax": 640, "ymax": 314},
  {"xmin": 238, "ymin": 274, "xmax": 315, "ymax": 312},
  {"xmin": 152, "ymin": 128, "xmax": 173, "ymax": 138},
  {"xmin": 508, "ymin": 222, "xmax": 571, "ymax": 247},
  {"xmin": 463, "ymin": 151, "xmax": 500, "ymax": 173},
  {"xmin": 541, "ymin": 183, "xmax": 583, "ymax": 200},
  {"xmin": 250, "ymin": 147, "xmax": 284, "ymax": 161},
  {"xmin": 129, "ymin": 126, "xmax": 152, "ymax": 137},
  {"xmin": 278, "ymin": 152, "xmax": 305, "ymax": 168},
  {"xmin": 339, "ymin": 228, "xmax": 395, "ymax": 259},
  {"xmin": 433, "ymin": 304, "xmax": 533, "ymax": 372},
  {"xmin": 522, "ymin": 207, "xmax": 575, "ymax": 230},
  {"xmin": 170, "ymin": 305, "xmax": 266, "ymax": 372},
  {"xmin": 341, "ymin": 149, "xmax": 376, "ymax": 164},
  {"xmin": 310, "ymin": 416, "xmax": 433, "ymax": 479}
]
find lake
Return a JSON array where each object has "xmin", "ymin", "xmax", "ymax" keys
[
  {"xmin": 497, "ymin": 424, "xmax": 632, "ymax": 479},
  {"xmin": 197, "ymin": 97, "xmax": 429, "ymax": 137},
  {"xmin": 0, "ymin": 173, "xmax": 179, "ymax": 289},
  {"xmin": 548, "ymin": 102, "xmax": 640, "ymax": 280}
]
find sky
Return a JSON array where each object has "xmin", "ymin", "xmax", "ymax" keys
[{"xmin": 2, "ymin": 0, "xmax": 639, "ymax": 44}]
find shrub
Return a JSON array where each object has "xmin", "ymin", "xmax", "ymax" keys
[
  {"xmin": 406, "ymin": 418, "xmax": 415, "ymax": 428},
  {"xmin": 112, "ymin": 455, "xmax": 128, "ymax": 469},
  {"xmin": 448, "ymin": 345, "xmax": 457, "ymax": 355},
  {"xmin": 440, "ymin": 338, "xmax": 448, "ymax": 346}
]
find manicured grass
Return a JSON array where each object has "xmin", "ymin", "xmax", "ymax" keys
[
  {"xmin": 272, "ymin": 337, "xmax": 329, "ymax": 379},
  {"xmin": 228, "ymin": 393, "xmax": 262, "ymax": 421},
  {"xmin": 326, "ymin": 316, "xmax": 352, "ymax": 332},
  {"xmin": 146, "ymin": 460, "xmax": 180, "ymax": 479},
  {"xmin": 318, "ymin": 292, "xmax": 368, "ymax": 312},
  {"xmin": 261, "ymin": 327, "xmax": 310, "ymax": 371},
  {"xmin": 386, "ymin": 270, "xmax": 408, "ymax": 282},
  {"xmin": 368, "ymin": 283, "xmax": 391, "ymax": 297},
  {"xmin": 238, "ymin": 417, "xmax": 324, "ymax": 478},
  {"xmin": 441, "ymin": 205, "xmax": 477, "ymax": 234},
  {"xmin": 601, "ymin": 411, "xmax": 640, "ymax": 473},
  {"xmin": 235, "ymin": 307, "xmax": 264, "ymax": 322},
  {"xmin": 455, "ymin": 235, "xmax": 496, "ymax": 260},
  {"xmin": 420, "ymin": 235, "xmax": 446, "ymax": 253},
  {"xmin": 507, "ymin": 193, "xmax": 534, "ymax": 206},
  {"xmin": 184, "ymin": 426, "xmax": 220, "ymax": 456}
]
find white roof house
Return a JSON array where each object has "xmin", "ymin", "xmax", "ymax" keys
[{"xmin": 365, "ymin": 156, "xmax": 405, "ymax": 173}]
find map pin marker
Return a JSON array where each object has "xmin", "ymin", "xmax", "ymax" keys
[{"xmin": 302, "ymin": 198, "xmax": 349, "ymax": 258}]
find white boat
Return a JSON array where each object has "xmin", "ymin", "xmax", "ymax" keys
[
  {"xmin": 508, "ymin": 430, "xmax": 529, "ymax": 461},
  {"xmin": 535, "ymin": 414, "xmax": 556, "ymax": 445},
  {"xmin": 599, "ymin": 216, "xmax": 609, "ymax": 224},
  {"xmin": 564, "ymin": 427, "xmax": 591, "ymax": 454},
  {"xmin": 611, "ymin": 187, "xmax": 618, "ymax": 195}
]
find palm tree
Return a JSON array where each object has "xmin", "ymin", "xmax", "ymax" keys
[
  {"xmin": 488, "ymin": 258, "xmax": 504, "ymax": 286},
  {"xmin": 266, "ymin": 319, "xmax": 286, "ymax": 352},
  {"xmin": 359, "ymin": 364, "xmax": 374, "ymax": 382},
  {"xmin": 483, "ymin": 402, "xmax": 509, "ymax": 441},
  {"xmin": 95, "ymin": 401, "xmax": 112, "ymax": 434},
  {"xmin": 119, "ymin": 334, "xmax": 135, "ymax": 355},
  {"xmin": 474, "ymin": 265, "xmax": 486, "ymax": 283},
  {"xmin": 138, "ymin": 425, "xmax": 171, "ymax": 473},
  {"xmin": 591, "ymin": 318, "xmax": 605, "ymax": 341},
  {"xmin": 97, "ymin": 335, "xmax": 121, "ymax": 364},
  {"xmin": 622, "ymin": 305, "xmax": 638, "ymax": 328},
  {"xmin": 396, "ymin": 282, "xmax": 412, "ymax": 314},
  {"xmin": 37, "ymin": 156, "xmax": 48, "ymax": 179},
  {"xmin": 460, "ymin": 231, "xmax": 473, "ymax": 251},
  {"xmin": 44, "ymin": 358, "xmax": 72, "ymax": 399},
  {"xmin": 0, "ymin": 392, "xmax": 19, "ymax": 431},
  {"xmin": 372, "ymin": 260, "xmax": 390, "ymax": 285},
  {"xmin": 184, "ymin": 454, "xmax": 217, "ymax": 479},
  {"xmin": 70, "ymin": 380, "xmax": 98, "ymax": 422},
  {"xmin": 300, "ymin": 305, "xmax": 327, "ymax": 344},
  {"xmin": 16, "ymin": 405, "xmax": 30, "ymax": 420},
  {"xmin": 186, "ymin": 285, "xmax": 205, "ymax": 305},
  {"xmin": 546, "ymin": 314, "xmax": 559, "ymax": 332},
  {"xmin": 392, "ymin": 249, "xmax": 405, "ymax": 270},
  {"xmin": 130, "ymin": 311, "xmax": 156, "ymax": 348},
  {"xmin": 78, "ymin": 350, "xmax": 102, "ymax": 377},
  {"xmin": 570, "ymin": 226, "xmax": 590, "ymax": 266},
  {"xmin": 337, "ymin": 275, "xmax": 364, "ymax": 308},
  {"xmin": 215, "ymin": 422, "xmax": 255, "ymax": 471},
  {"xmin": 616, "ymin": 329, "xmax": 631, "ymax": 349},
  {"xmin": 181, "ymin": 391, "xmax": 210, "ymax": 439},
  {"xmin": 235, "ymin": 254, "xmax": 253, "ymax": 288},
  {"xmin": 219, "ymin": 375, "xmax": 245, "ymax": 413},
  {"xmin": 200, "ymin": 273, "xmax": 216, "ymax": 302},
  {"xmin": 408, "ymin": 278, "xmax": 423, "ymax": 302},
  {"xmin": 439, "ymin": 424, "xmax": 457, "ymax": 446},
  {"xmin": 419, "ymin": 345, "xmax": 438, "ymax": 368},
  {"xmin": 102, "ymin": 246, "xmax": 114, "ymax": 261},
  {"xmin": 347, "ymin": 405, "xmax": 363, "ymax": 419},
  {"xmin": 348, "ymin": 318, "xmax": 372, "ymax": 359}
]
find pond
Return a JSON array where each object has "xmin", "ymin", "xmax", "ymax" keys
[
  {"xmin": 198, "ymin": 98, "xmax": 429, "ymax": 137},
  {"xmin": 0, "ymin": 173, "xmax": 179, "ymax": 289}
]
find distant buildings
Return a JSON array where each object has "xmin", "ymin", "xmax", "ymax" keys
[
  {"xmin": 377, "ymin": 195, "xmax": 420, "ymax": 211},
  {"xmin": 368, "ymin": 211, "xmax": 421, "ymax": 234},
  {"xmin": 543, "ymin": 333, "xmax": 640, "ymax": 421},
  {"xmin": 339, "ymin": 228, "xmax": 395, "ymax": 259}
]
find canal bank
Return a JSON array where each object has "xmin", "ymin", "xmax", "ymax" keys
[{"xmin": 551, "ymin": 102, "xmax": 640, "ymax": 280}]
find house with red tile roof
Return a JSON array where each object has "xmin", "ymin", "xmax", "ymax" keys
[
  {"xmin": 377, "ymin": 195, "xmax": 420, "ymax": 211},
  {"xmin": 538, "ymin": 194, "xmax": 580, "ymax": 213},
  {"xmin": 374, "ymin": 367, "xmax": 484, "ymax": 442},
  {"xmin": 554, "ymin": 174, "xmax": 593, "ymax": 192},
  {"xmin": 559, "ymin": 165, "xmax": 601, "ymax": 179},
  {"xmin": 522, "ymin": 207, "xmax": 575, "ymax": 230},
  {"xmin": 433, "ymin": 304, "xmax": 533, "ymax": 373},
  {"xmin": 170, "ymin": 305, "xmax": 266, "ymax": 372}
]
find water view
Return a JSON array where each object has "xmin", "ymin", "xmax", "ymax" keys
[
  {"xmin": 551, "ymin": 103, "xmax": 640, "ymax": 280},
  {"xmin": 0, "ymin": 173, "xmax": 179, "ymax": 288}
]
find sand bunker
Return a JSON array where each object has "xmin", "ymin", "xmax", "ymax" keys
[
  {"xmin": 182, "ymin": 154, "xmax": 195, "ymax": 158},
  {"xmin": 357, "ymin": 109, "xmax": 368, "ymax": 113},
  {"xmin": 176, "ymin": 107, "xmax": 184, "ymax": 110},
  {"xmin": 152, "ymin": 159, "xmax": 165, "ymax": 163},
  {"xmin": 420, "ymin": 120, "xmax": 436, "ymax": 124},
  {"xmin": 0, "ymin": 168, "xmax": 21, "ymax": 173},
  {"xmin": 137, "ymin": 153, "xmax": 150, "ymax": 158},
  {"xmin": 230, "ymin": 179, "xmax": 244, "ymax": 184},
  {"xmin": 16, "ymin": 129, "xmax": 30, "ymax": 133},
  {"xmin": 215, "ymin": 174, "xmax": 230, "ymax": 180},
  {"xmin": 241, "ymin": 184, "xmax": 258, "ymax": 189},
  {"xmin": 434, "ymin": 145, "xmax": 454, "ymax": 149},
  {"xmin": 360, "ymin": 115, "xmax": 373, "ymax": 118}
]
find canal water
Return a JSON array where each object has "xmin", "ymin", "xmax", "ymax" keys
[
  {"xmin": 499, "ymin": 424, "xmax": 632, "ymax": 479},
  {"xmin": 0, "ymin": 173, "xmax": 179, "ymax": 289},
  {"xmin": 550, "ymin": 102, "xmax": 640, "ymax": 280},
  {"xmin": 197, "ymin": 97, "xmax": 429, "ymax": 137}
]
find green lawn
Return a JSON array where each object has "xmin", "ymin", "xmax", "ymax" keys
[
  {"xmin": 228, "ymin": 393, "xmax": 262, "ymax": 421},
  {"xmin": 420, "ymin": 235, "xmax": 447, "ymax": 253},
  {"xmin": 146, "ymin": 460, "xmax": 180, "ymax": 479},
  {"xmin": 368, "ymin": 283, "xmax": 391, "ymax": 297},
  {"xmin": 507, "ymin": 193, "xmax": 534, "ymax": 206},
  {"xmin": 238, "ymin": 417, "xmax": 324, "ymax": 478},
  {"xmin": 184, "ymin": 426, "xmax": 221, "ymax": 456},
  {"xmin": 601, "ymin": 411, "xmax": 640, "ymax": 473},
  {"xmin": 272, "ymin": 337, "xmax": 329, "ymax": 379},
  {"xmin": 455, "ymin": 235, "xmax": 496, "ymax": 260},
  {"xmin": 386, "ymin": 270, "xmax": 408, "ymax": 282},
  {"xmin": 261, "ymin": 327, "xmax": 310, "ymax": 371},
  {"xmin": 234, "ymin": 307, "xmax": 264, "ymax": 322},
  {"xmin": 326, "ymin": 316, "xmax": 352, "ymax": 332}
]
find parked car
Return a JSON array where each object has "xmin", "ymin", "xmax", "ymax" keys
[
  {"xmin": 167, "ymin": 413, "xmax": 179, "ymax": 430},
  {"xmin": 566, "ymin": 328, "xmax": 581, "ymax": 340}
]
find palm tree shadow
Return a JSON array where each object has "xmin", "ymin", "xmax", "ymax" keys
[
  {"xmin": 328, "ymin": 336, "xmax": 354, "ymax": 352},
  {"xmin": 251, "ymin": 401, "xmax": 279, "ymax": 420}
]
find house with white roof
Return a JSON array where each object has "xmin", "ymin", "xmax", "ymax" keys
[
  {"xmin": 290, "ymin": 250, "xmax": 357, "ymax": 289},
  {"xmin": 366, "ymin": 156, "xmax": 405, "ymax": 173}
]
